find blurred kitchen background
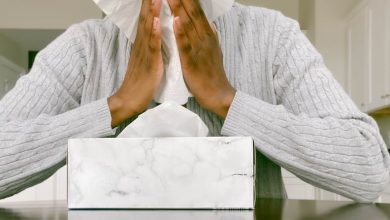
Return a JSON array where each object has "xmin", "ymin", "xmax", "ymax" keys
[{"xmin": 0, "ymin": 0, "xmax": 389, "ymax": 203}]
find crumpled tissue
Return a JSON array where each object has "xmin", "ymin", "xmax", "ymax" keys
[
  {"xmin": 118, "ymin": 102, "xmax": 209, "ymax": 137},
  {"xmin": 92, "ymin": 0, "xmax": 234, "ymax": 105}
]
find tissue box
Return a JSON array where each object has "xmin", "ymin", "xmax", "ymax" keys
[{"xmin": 67, "ymin": 137, "xmax": 255, "ymax": 209}]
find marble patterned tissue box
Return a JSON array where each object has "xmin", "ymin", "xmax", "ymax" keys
[{"xmin": 67, "ymin": 137, "xmax": 255, "ymax": 209}]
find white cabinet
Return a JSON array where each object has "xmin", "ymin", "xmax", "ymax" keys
[
  {"xmin": 347, "ymin": 0, "xmax": 390, "ymax": 113},
  {"xmin": 0, "ymin": 56, "xmax": 25, "ymax": 98},
  {"xmin": 0, "ymin": 167, "xmax": 66, "ymax": 203},
  {"xmin": 366, "ymin": 0, "xmax": 389, "ymax": 111},
  {"xmin": 347, "ymin": 5, "xmax": 369, "ymax": 111},
  {"xmin": 282, "ymin": 169, "xmax": 315, "ymax": 200},
  {"xmin": 283, "ymin": 168, "xmax": 390, "ymax": 203},
  {"xmin": 379, "ymin": 184, "xmax": 390, "ymax": 203},
  {"xmin": 282, "ymin": 169, "xmax": 352, "ymax": 201}
]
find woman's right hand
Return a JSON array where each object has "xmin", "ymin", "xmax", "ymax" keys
[{"xmin": 109, "ymin": 0, "xmax": 163, "ymax": 128}]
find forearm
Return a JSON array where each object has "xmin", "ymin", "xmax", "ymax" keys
[
  {"xmin": 0, "ymin": 98, "xmax": 115, "ymax": 198},
  {"xmin": 221, "ymin": 91, "xmax": 390, "ymax": 202}
]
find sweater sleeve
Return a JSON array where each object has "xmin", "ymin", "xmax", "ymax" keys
[
  {"xmin": 0, "ymin": 22, "xmax": 115, "ymax": 199},
  {"xmin": 221, "ymin": 13, "xmax": 390, "ymax": 202}
]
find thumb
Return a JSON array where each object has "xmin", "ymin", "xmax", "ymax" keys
[{"xmin": 149, "ymin": 17, "xmax": 162, "ymax": 54}]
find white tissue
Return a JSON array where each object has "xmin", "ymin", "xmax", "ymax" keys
[
  {"xmin": 118, "ymin": 102, "xmax": 209, "ymax": 137},
  {"xmin": 92, "ymin": 0, "xmax": 234, "ymax": 105}
]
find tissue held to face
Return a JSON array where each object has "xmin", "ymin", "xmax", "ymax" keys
[
  {"xmin": 108, "ymin": 0, "xmax": 236, "ymax": 128},
  {"xmin": 155, "ymin": 0, "xmax": 222, "ymax": 105}
]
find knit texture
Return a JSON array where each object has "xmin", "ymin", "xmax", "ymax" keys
[{"xmin": 0, "ymin": 3, "xmax": 389, "ymax": 202}]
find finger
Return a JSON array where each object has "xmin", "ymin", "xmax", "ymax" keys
[
  {"xmin": 181, "ymin": 0, "xmax": 213, "ymax": 34},
  {"xmin": 148, "ymin": 0, "xmax": 162, "ymax": 38},
  {"xmin": 150, "ymin": 17, "xmax": 162, "ymax": 54},
  {"xmin": 138, "ymin": 0, "xmax": 161, "ymax": 37},
  {"xmin": 136, "ymin": 0, "xmax": 151, "ymax": 38},
  {"xmin": 174, "ymin": 17, "xmax": 192, "ymax": 56},
  {"xmin": 152, "ymin": 0, "xmax": 162, "ymax": 17},
  {"xmin": 140, "ymin": 0, "xmax": 161, "ymax": 18},
  {"xmin": 168, "ymin": 0, "xmax": 211, "ymax": 40},
  {"xmin": 139, "ymin": 0, "xmax": 152, "ymax": 25},
  {"xmin": 177, "ymin": 5, "xmax": 201, "ymax": 47},
  {"xmin": 167, "ymin": 0, "xmax": 180, "ymax": 16}
]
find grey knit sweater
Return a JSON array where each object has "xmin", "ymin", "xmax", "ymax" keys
[{"xmin": 0, "ymin": 3, "xmax": 389, "ymax": 202}]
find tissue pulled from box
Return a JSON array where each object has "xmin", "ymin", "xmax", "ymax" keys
[{"xmin": 118, "ymin": 101, "xmax": 209, "ymax": 138}]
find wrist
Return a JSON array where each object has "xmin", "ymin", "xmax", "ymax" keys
[
  {"xmin": 108, "ymin": 95, "xmax": 136, "ymax": 128},
  {"xmin": 108, "ymin": 95, "xmax": 123, "ymax": 128},
  {"xmin": 217, "ymin": 88, "xmax": 236, "ymax": 119}
]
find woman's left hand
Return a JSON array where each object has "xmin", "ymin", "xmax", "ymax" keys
[{"xmin": 167, "ymin": 0, "xmax": 236, "ymax": 118}]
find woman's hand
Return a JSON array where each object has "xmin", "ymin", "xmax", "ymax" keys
[
  {"xmin": 109, "ymin": 0, "xmax": 163, "ymax": 128},
  {"xmin": 168, "ymin": 0, "xmax": 236, "ymax": 118}
]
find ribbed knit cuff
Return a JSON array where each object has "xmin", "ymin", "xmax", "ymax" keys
[
  {"xmin": 74, "ymin": 98, "xmax": 116, "ymax": 138},
  {"xmin": 221, "ymin": 91, "xmax": 269, "ymax": 137}
]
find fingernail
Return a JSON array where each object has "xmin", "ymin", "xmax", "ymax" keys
[
  {"xmin": 174, "ymin": 17, "xmax": 180, "ymax": 28},
  {"xmin": 153, "ymin": 17, "xmax": 158, "ymax": 30}
]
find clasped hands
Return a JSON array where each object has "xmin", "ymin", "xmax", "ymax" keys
[{"xmin": 109, "ymin": 0, "xmax": 236, "ymax": 128}]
